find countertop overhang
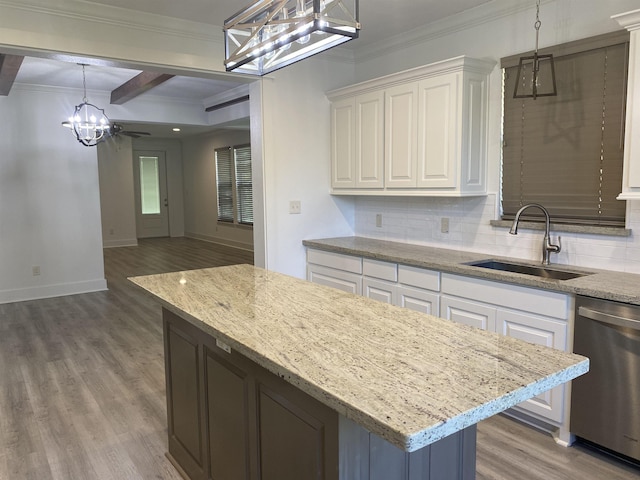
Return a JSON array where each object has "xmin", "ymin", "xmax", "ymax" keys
[
  {"xmin": 130, "ymin": 264, "xmax": 588, "ymax": 452},
  {"xmin": 303, "ymin": 236, "xmax": 640, "ymax": 305}
]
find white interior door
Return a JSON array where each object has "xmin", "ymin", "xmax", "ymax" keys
[{"xmin": 134, "ymin": 151, "xmax": 169, "ymax": 238}]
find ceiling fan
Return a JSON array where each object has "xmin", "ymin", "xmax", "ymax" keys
[{"xmin": 109, "ymin": 123, "xmax": 151, "ymax": 138}]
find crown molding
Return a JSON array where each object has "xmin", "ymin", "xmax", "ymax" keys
[
  {"xmin": 612, "ymin": 9, "xmax": 640, "ymax": 31},
  {"xmin": 352, "ymin": 0, "xmax": 543, "ymax": 63},
  {"xmin": 0, "ymin": 0, "xmax": 222, "ymax": 43}
]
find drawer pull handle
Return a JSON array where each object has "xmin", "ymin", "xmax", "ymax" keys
[{"xmin": 578, "ymin": 306, "xmax": 640, "ymax": 331}]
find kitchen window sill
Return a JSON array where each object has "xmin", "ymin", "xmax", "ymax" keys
[{"xmin": 490, "ymin": 220, "xmax": 631, "ymax": 237}]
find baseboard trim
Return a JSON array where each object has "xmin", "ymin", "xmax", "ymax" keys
[
  {"xmin": 103, "ymin": 238, "xmax": 138, "ymax": 248},
  {"xmin": 0, "ymin": 278, "xmax": 108, "ymax": 305},
  {"xmin": 184, "ymin": 232, "xmax": 253, "ymax": 253}
]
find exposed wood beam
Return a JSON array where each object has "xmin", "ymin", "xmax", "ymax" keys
[
  {"xmin": 205, "ymin": 95, "xmax": 250, "ymax": 112},
  {"xmin": 0, "ymin": 54, "xmax": 24, "ymax": 96},
  {"xmin": 110, "ymin": 71, "xmax": 174, "ymax": 105}
]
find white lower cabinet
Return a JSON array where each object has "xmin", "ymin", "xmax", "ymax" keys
[
  {"xmin": 308, "ymin": 264, "xmax": 362, "ymax": 295},
  {"xmin": 361, "ymin": 259, "xmax": 441, "ymax": 317},
  {"xmin": 440, "ymin": 295, "xmax": 496, "ymax": 331},
  {"xmin": 363, "ymin": 277, "xmax": 396, "ymax": 304},
  {"xmin": 397, "ymin": 285, "xmax": 439, "ymax": 316},
  {"xmin": 306, "ymin": 249, "xmax": 572, "ymax": 425},
  {"xmin": 441, "ymin": 273, "xmax": 571, "ymax": 425},
  {"xmin": 497, "ymin": 309, "xmax": 567, "ymax": 423},
  {"xmin": 307, "ymin": 250, "xmax": 362, "ymax": 295}
]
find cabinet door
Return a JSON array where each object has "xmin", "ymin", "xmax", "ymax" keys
[
  {"xmin": 416, "ymin": 74, "xmax": 458, "ymax": 188},
  {"xmin": 363, "ymin": 277, "xmax": 396, "ymax": 304},
  {"xmin": 163, "ymin": 310, "xmax": 207, "ymax": 480},
  {"xmin": 307, "ymin": 264, "xmax": 362, "ymax": 295},
  {"xmin": 385, "ymin": 83, "xmax": 418, "ymax": 188},
  {"xmin": 204, "ymin": 345, "xmax": 255, "ymax": 480},
  {"xmin": 257, "ymin": 375, "xmax": 339, "ymax": 480},
  {"xmin": 356, "ymin": 91, "xmax": 385, "ymax": 188},
  {"xmin": 440, "ymin": 295, "xmax": 496, "ymax": 331},
  {"xmin": 497, "ymin": 309, "xmax": 567, "ymax": 423},
  {"xmin": 397, "ymin": 285, "xmax": 439, "ymax": 316},
  {"xmin": 331, "ymin": 97, "xmax": 356, "ymax": 188}
]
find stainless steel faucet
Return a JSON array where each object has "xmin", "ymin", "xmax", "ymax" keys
[{"xmin": 509, "ymin": 203, "xmax": 561, "ymax": 265}]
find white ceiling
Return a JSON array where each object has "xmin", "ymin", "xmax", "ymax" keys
[{"xmin": 8, "ymin": 0, "xmax": 496, "ymax": 137}]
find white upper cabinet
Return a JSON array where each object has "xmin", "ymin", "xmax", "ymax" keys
[
  {"xmin": 385, "ymin": 83, "xmax": 419, "ymax": 188},
  {"xmin": 356, "ymin": 91, "xmax": 385, "ymax": 188},
  {"xmin": 613, "ymin": 10, "xmax": 640, "ymax": 199},
  {"xmin": 416, "ymin": 74, "xmax": 457, "ymax": 188},
  {"xmin": 328, "ymin": 56, "xmax": 495, "ymax": 196},
  {"xmin": 331, "ymin": 91, "xmax": 385, "ymax": 189},
  {"xmin": 330, "ymin": 97, "xmax": 356, "ymax": 188}
]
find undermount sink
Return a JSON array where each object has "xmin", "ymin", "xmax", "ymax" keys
[{"xmin": 467, "ymin": 260, "xmax": 590, "ymax": 281}]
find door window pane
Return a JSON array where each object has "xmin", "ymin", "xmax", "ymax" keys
[{"xmin": 140, "ymin": 156, "xmax": 161, "ymax": 215}]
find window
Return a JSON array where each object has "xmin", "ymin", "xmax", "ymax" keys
[
  {"xmin": 501, "ymin": 31, "xmax": 629, "ymax": 227},
  {"xmin": 215, "ymin": 144, "xmax": 253, "ymax": 226},
  {"xmin": 139, "ymin": 156, "xmax": 161, "ymax": 215}
]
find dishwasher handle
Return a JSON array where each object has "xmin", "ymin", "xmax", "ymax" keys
[{"xmin": 578, "ymin": 306, "xmax": 640, "ymax": 331}]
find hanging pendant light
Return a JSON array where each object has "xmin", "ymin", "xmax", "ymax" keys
[
  {"xmin": 513, "ymin": 0, "xmax": 557, "ymax": 99},
  {"xmin": 224, "ymin": 0, "xmax": 360, "ymax": 76},
  {"xmin": 62, "ymin": 64, "xmax": 110, "ymax": 147}
]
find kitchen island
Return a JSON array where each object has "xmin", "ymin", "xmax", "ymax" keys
[{"xmin": 129, "ymin": 264, "xmax": 588, "ymax": 480}]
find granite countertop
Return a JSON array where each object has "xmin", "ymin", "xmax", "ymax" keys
[
  {"xmin": 130, "ymin": 264, "xmax": 588, "ymax": 453},
  {"xmin": 303, "ymin": 236, "xmax": 640, "ymax": 305}
]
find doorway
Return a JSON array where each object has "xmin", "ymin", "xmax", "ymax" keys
[{"xmin": 133, "ymin": 150, "xmax": 170, "ymax": 238}]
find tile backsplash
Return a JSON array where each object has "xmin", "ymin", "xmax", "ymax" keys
[{"xmin": 354, "ymin": 194, "xmax": 640, "ymax": 274}]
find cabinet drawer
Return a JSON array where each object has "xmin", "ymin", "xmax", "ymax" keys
[
  {"xmin": 398, "ymin": 264, "xmax": 440, "ymax": 291},
  {"xmin": 363, "ymin": 258, "xmax": 397, "ymax": 281},
  {"xmin": 441, "ymin": 273, "xmax": 569, "ymax": 319},
  {"xmin": 307, "ymin": 249, "xmax": 362, "ymax": 274}
]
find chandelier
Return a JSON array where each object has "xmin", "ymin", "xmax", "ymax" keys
[
  {"xmin": 224, "ymin": 0, "xmax": 360, "ymax": 76},
  {"xmin": 513, "ymin": 0, "xmax": 557, "ymax": 99},
  {"xmin": 63, "ymin": 64, "xmax": 110, "ymax": 147}
]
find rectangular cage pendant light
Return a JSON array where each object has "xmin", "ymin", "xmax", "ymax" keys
[{"xmin": 224, "ymin": 0, "xmax": 360, "ymax": 76}]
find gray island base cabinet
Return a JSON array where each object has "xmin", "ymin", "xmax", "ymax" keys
[
  {"xmin": 163, "ymin": 308, "xmax": 476, "ymax": 480},
  {"xmin": 129, "ymin": 265, "xmax": 587, "ymax": 480}
]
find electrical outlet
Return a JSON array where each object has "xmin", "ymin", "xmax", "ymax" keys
[
  {"xmin": 289, "ymin": 200, "xmax": 301, "ymax": 214},
  {"xmin": 32, "ymin": 266, "xmax": 41, "ymax": 276},
  {"xmin": 441, "ymin": 217, "xmax": 450, "ymax": 234},
  {"xmin": 376, "ymin": 214, "xmax": 383, "ymax": 228}
]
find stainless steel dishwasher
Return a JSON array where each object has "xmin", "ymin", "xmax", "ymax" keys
[{"xmin": 570, "ymin": 295, "xmax": 640, "ymax": 463}]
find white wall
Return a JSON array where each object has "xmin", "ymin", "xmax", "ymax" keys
[
  {"xmin": 97, "ymin": 136, "xmax": 137, "ymax": 247},
  {"xmin": 257, "ymin": 56, "xmax": 357, "ymax": 278},
  {"xmin": 0, "ymin": 86, "xmax": 107, "ymax": 303},
  {"xmin": 182, "ymin": 129, "xmax": 254, "ymax": 250},
  {"xmin": 348, "ymin": 0, "xmax": 640, "ymax": 274}
]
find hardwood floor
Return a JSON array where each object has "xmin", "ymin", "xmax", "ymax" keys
[
  {"xmin": 0, "ymin": 237, "xmax": 637, "ymax": 479},
  {"xmin": 0, "ymin": 238, "xmax": 253, "ymax": 480}
]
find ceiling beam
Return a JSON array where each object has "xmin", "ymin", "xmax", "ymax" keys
[
  {"xmin": 110, "ymin": 71, "xmax": 175, "ymax": 105},
  {"xmin": 0, "ymin": 54, "xmax": 24, "ymax": 96},
  {"xmin": 205, "ymin": 95, "xmax": 250, "ymax": 112}
]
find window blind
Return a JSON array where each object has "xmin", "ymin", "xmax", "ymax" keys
[
  {"xmin": 501, "ymin": 32, "xmax": 629, "ymax": 226},
  {"xmin": 234, "ymin": 144, "xmax": 253, "ymax": 225},
  {"xmin": 215, "ymin": 147, "xmax": 234, "ymax": 223}
]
